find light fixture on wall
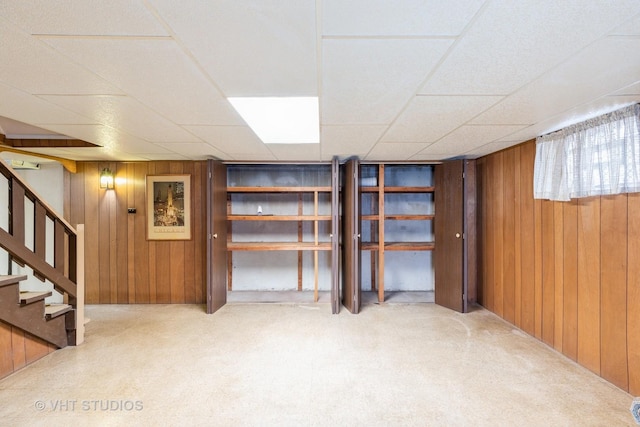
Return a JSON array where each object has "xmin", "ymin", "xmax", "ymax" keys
[{"xmin": 100, "ymin": 168, "xmax": 114, "ymax": 189}]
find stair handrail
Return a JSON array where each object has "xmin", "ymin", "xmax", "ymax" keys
[{"xmin": 0, "ymin": 160, "xmax": 83, "ymax": 344}]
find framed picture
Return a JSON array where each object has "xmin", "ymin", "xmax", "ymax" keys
[{"xmin": 146, "ymin": 174, "xmax": 191, "ymax": 240}]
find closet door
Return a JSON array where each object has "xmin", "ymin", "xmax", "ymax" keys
[
  {"xmin": 434, "ymin": 160, "xmax": 465, "ymax": 312},
  {"xmin": 206, "ymin": 159, "xmax": 228, "ymax": 314},
  {"xmin": 331, "ymin": 157, "xmax": 340, "ymax": 314},
  {"xmin": 342, "ymin": 158, "xmax": 361, "ymax": 314},
  {"xmin": 434, "ymin": 159, "xmax": 477, "ymax": 313}
]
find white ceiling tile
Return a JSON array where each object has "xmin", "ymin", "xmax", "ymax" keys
[
  {"xmin": 322, "ymin": 38, "xmax": 453, "ymax": 124},
  {"xmin": 183, "ymin": 126, "xmax": 273, "ymax": 156},
  {"xmin": 320, "ymin": 125, "xmax": 387, "ymax": 160},
  {"xmin": 609, "ymin": 12, "xmax": 640, "ymax": 36},
  {"xmin": 420, "ymin": 1, "xmax": 640, "ymax": 95},
  {"xmin": 41, "ymin": 37, "xmax": 243, "ymax": 125},
  {"xmin": 470, "ymin": 38, "xmax": 640, "ymax": 125},
  {"xmin": 156, "ymin": 142, "xmax": 230, "ymax": 160},
  {"xmin": 225, "ymin": 152, "xmax": 278, "ymax": 162},
  {"xmin": 463, "ymin": 140, "xmax": 522, "ymax": 158},
  {"xmin": 267, "ymin": 144, "xmax": 321, "ymax": 161},
  {"xmin": 322, "ymin": 0, "xmax": 485, "ymax": 36},
  {"xmin": 149, "ymin": 0, "xmax": 317, "ymax": 96},
  {"xmin": 365, "ymin": 142, "xmax": 429, "ymax": 161},
  {"xmin": 0, "ymin": 1, "xmax": 167, "ymax": 36},
  {"xmin": 0, "ymin": 21, "xmax": 123, "ymax": 95},
  {"xmin": 21, "ymin": 146, "xmax": 148, "ymax": 162},
  {"xmin": 382, "ymin": 95, "xmax": 502, "ymax": 142},
  {"xmin": 136, "ymin": 153, "xmax": 190, "ymax": 161},
  {"xmin": 610, "ymin": 82, "xmax": 640, "ymax": 96},
  {"xmin": 0, "ymin": 82, "xmax": 95, "ymax": 127},
  {"xmin": 0, "ymin": 117, "xmax": 62, "ymax": 136},
  {"xmin": 39, "ymin": 95, "xmax": 201, "ymax": 143},
  {"xmin": 426, "ymin": 124, "xmax": 528, "ymax": 154},
  {"xmin": 40, "ymin": 124, "xmax": 163, "ymax": 154}
]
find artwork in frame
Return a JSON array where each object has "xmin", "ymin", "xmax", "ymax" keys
[{"xmin": 146, "ymin": 174, "xmax": 191, "ymax": 240}]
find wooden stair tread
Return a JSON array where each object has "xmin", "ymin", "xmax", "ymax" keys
[
  {"xmin": 0, "ymin": 275, "xmax": 28, "ymax": 288},
  {"xmin": 19, "ymin": 291, "xmax": 52, "ymax": 304},
  {"xmin": 45, "ymin": 304, "xmax": 72, "ymax": 319}
]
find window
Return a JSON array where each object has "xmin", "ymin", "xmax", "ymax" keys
[{"xmin": 534, "ymin": 103, "xmax": 640, "ymax": 201}]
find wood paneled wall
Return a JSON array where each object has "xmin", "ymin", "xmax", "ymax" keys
[
  {"xmin": 0, "ymin": 321, "xmax": 55, "ymax": 380},
  {"xmin": 67, "ymin": 161, "xmax": 208, "ymax": 304},
  {"xmin": 477, "ymin": 140, "xmax": 640, "ymax": 395}
]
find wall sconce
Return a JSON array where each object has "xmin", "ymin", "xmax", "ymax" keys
[{"xmin": 100, "ymin": 168, "xmax": 114, "ymax": 190}]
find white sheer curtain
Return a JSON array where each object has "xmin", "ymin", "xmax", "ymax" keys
[{"xmin": 534, "ymin": 103, "xmax": 640, "ymax": 201}]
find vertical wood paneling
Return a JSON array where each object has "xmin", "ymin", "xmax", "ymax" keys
[
  {"xmin": 562, "ymin": 200, "xmax": 578, "ymax": 361},
  {"xmin": 483, "ymin": 156, "xmax": 494, "ymax": 311},
  {"xmin": 628, "ymin": 193, "xmax": 640, "ymax": 395},
  {"xmin": 127, "ymin": 163, "xmax": 136, "ymax": 303},
  {"xmin": 477, "ymin": 138, "xmax": 640, "ymax": 392},
  {"xmin": 493, "ymin": 153, "xmax": 504, "ymax": 317},
  {"xmin": 502, "ymin": 149, "xmax": 516, "ymax": 324},
  {"xmin": 134, "ymin": 162, "xmax": 150, "ymax": 303},
  {"xmin": 10, "ymin": 327, "xmax": 25, "ymax": 370},
  {"xmin": 533, "ymin": 196, "xmax": 543, "ymax": 340},
  {"xmin": 577, "ymin": 197, "xmax": 601, "ymax": 375},
  {"xmin": 600, "ymin": 195, "xmax": 628, "ymax": 389},
  {"xmin": 183, "ymin": 162, "xmax": 196, "ymax": 304},
  {"xmin": 0, "ymin": 322, "xmax": 55, "ymax": 380},
  {"xmin": 116, "ymin": 162, "xmax": 129, "ymax": 303},
  {"xmin": 553, "ymin": 202, "xmax": 564, "ymax": 352},
  {"xmin": 513, "ymin": 147, "xmax": 522, "ymax": 328},
  {"xmin": 541, "ymin": 200, "xmax": 555, "ymax": 346},
  {"xmin": 84, "ymin": 164, "xmax": 100, "ymax": 303},
  {"xmin": 520, "ymin": 143, "xmax": 536, "ymax": 336},
  {"xmin": 68, "ymin": 160, "xmax": 208, "ymax": 305},
  {"xmin": 0, "ymin": 322, "xmax": 12, "ymax": 376}
]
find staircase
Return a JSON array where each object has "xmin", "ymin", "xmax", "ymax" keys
[
  {"xmin": 0, "ymin": 275, "xmax": 75, "ymax": 348},
  {"xmin": 0, "ymin": 161, "xmax": 84, "ymax": 358}
]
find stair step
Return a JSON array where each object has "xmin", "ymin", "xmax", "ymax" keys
[
  {"xmin": 19, "ymin": 291, "xmax": 53, "ymax": 305},
  {"xmin": 45, "ymin": 304, "xmax": 72, "ymax": 320},
  {"xmin": 0, "ymin": 275, "xmax": 28, "ymax": 288}
]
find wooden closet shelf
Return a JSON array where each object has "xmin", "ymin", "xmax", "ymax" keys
[
  {"xmin": 361, "ymin": 214, "xmax": 435, "ymax": 221},
  {"xmin": 228, "ymin": 186, "xmax": 332, "ymax": 193},
  {"xmin": 228, "ymin": 215, "xmax": 331, "ymax": 221},
  {"xmin": 360, "ymin": 186, "xmax": 434, "ymax": 193},
  {"xmin": 361, "ymin": 242, "xmax": 435, "ymax": 251},
  {"xmin": 227, "ymin": 242, "xmax": 332, "ymax": 251}
]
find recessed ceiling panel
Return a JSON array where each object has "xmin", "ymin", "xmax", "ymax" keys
[
  {"xmin": 40, "ymin": 95, "xmax": 202, "ymax": 143},
  {"xmin": 40, "ymin": 124, "xmax": 161, "ymax": 154},
  {"xmin": 0, "ymin": 21, "xmax": 123, "ymax": 95},
  {"xmin": 365, "ymin": 142, "xmax": 429, "ymax": 161},
  {"xmin": 267, "ymin": 144, "xmax": 321, "ymax": 161},
  {"xmin": 425, "ymin": 124, "xmax": 528, "ymax": 155},
  {"xmin": 323, "ymin": 0, "xmax": 485, "ymax": 36},
  {"xmin": 156, "ymin": 142, "xmax": 229, "ymax": 160},
  {"xmin": 419, "ymin": 1, "xmax": 640, "ymax": 95},
  {"xmin": 381, "ymin": 95, "xmax": 502, "ymax": 143},
  {"xmin": 320, "ymin": 125, "xmax": 387, "ymax": 160},
  {"xmin": 322, "ymin": 38, "xmax": 453, "ymax": 124},
  {"xmin": 0, "ymin": 82, "xmax": 96, "ymax": 127},
  {"xmin": 183, "ymin": 125, "xmax": 272, "ymax": 156},
  {"xmin": 471, "ymin": 38, "xmax": 640, "ymax": 126},
  {"xmin": 149, "ymin": 0, "xmax": 317, "ymax": 96},
  {"xmin": 0, "ymin": 0, "xmax": 167, "ymax": 36},
  {"xmin": 41, "ymin": 37, "xmax": 244, "ymax": 126}
]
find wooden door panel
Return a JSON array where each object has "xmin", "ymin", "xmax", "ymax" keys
[
  {"xmin": 342, "ymin": 158, "xmax": 361, "ymax": 314},
  {"xmin": 207, "ymin": 160, "xmax": 227, "ymax": 314},
  {"xmin": 435, "ymin": 160, "xmax": 464, "ymax": 312},
  {"xmin": 331, "ymin": 157, "xmax": 340, "ymax": 314}
]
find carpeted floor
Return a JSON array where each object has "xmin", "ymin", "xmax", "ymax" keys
[{"xmin": 0, "ymin": 301, "xmax": 635, "ymax": 426}]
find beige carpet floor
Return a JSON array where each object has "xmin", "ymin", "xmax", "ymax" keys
[{"xmin": 0, "ymin": 301, "xmax": 635, "ymax": 426}]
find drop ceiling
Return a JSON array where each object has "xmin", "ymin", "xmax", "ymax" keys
[{"xmin": 0, "ymin": 0, "xmax": 639, "ymax": 162}]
